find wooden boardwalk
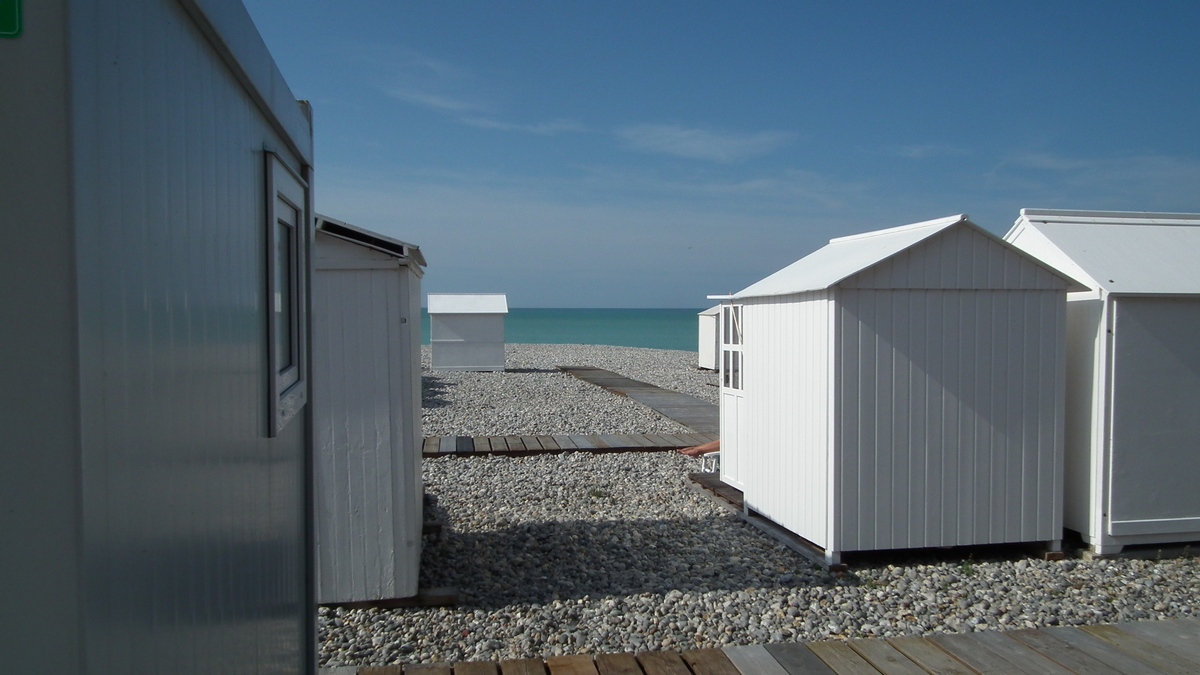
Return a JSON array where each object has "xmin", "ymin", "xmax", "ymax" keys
[
  {"xmin": 330, "ymin": 616, "xmax": 1200, "ymax": 674},
  {"xmin": 422, "ymin": 432, "xmax": 718, "ymax": 457},
  {"xmin": 557, "ymin": 366, "xmax": 720, "ymax": 434}
]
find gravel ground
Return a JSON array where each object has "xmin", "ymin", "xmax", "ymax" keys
[
  {"xmin": 421, "ymin": 344, "xmax": 718, "ymax": 437},
  {"xmin": 319, "ymin": 344, "xmax": 1200, "ymax": 668}
]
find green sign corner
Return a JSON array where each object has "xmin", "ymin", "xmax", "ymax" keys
[{"xmin": 0, "ymin": 0, "xmax": 21, "ymax": 39}]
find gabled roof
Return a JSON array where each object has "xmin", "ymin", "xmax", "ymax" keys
[
  {"xmin": 734, "ymin": 215, "xmax": 969, "ymax": 299},
  {"xmin": 427, "ymin": 293, "xmax": 509, "ymax": 314},
  {"xmin": 316, "ymin": 214, "xmax": 426, "ymax": 267},
  {"xmin": 1005, "ymin": 209, "xmax": 1200, "ymax": 295}
]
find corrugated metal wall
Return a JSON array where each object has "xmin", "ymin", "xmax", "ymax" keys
[
  {"xmin": 834, "ymin": 289, "xmax": 1066, "ymax": 551},
  {"xmin": 313, "ymin": 234, "xmax": 422, "ymax": 603},
  {"xmin": 68, "ymin": 0, "xmax": 311, "ymax": 671},
  {"xmin": 741, "ymin": 292, "xmax": 832, "ymax": 547}
]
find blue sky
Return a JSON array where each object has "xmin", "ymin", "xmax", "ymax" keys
[{"xmin": 243, "ymin": 1, "xmax": 1200, "ymax": 307}]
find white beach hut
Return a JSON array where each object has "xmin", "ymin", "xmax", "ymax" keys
[
  {"xmin": 698, "ymin": 305, "xmax": 721, "ymax": 370},
  {"xmin": 725, "ymin": 215, "xmax": 1080, "ymax": 564},
  {"xmin": 428, "ymin": 293, "xmax": 509, "ymax": 371},
  {"xmin": 1006, "ymin": 209, "xmax": 1200, "ymax": 554},
  {"xmin": 313, "ymin": 216, "xmax": 426, "ymax": 603}
]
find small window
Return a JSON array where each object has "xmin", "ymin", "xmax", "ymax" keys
[
  {"xmin": 721, "ymin": 304, "xmax": 744, "ymax": 390},
  {"xmin": 266, "ymin": 152, "xmax": 309, "ymax": 436}
]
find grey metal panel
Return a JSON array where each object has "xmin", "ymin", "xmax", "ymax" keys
[
  {"xmin": 66, "ymin": 0, "xmax": 312, "ymax": 671},
  {"xmin": 1108, "ymin": 297, "xmax": 1200, "ymax": 533},
  {"xmin": 180, "ymin": 0, "xmax": 313, "ymax": 164},
  {"xmin": 0, "ymin": 1, "xmax": 85, "ymax": 671},
  {"xmin": 835, "ymin": 290, "xmax": 1065, "ymax": 552}
]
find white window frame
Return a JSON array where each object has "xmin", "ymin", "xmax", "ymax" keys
[
  {"xmin": 721, "ymin": 304, "xmax": 743, "ymax": 391},
  {"xmin": 266, "ymin": 152, "xmax": 309, "ymax": 436}
]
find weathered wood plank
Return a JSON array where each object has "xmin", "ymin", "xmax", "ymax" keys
[
  {"xmin": 886, "ymin": 636, "xmax": 976, "ymax": 675},
  {"xmin": 403, "ymin": 664, "xmax": 453, "ymax": 675},
  {"xmin": 569, "ymin": 435, "xmax": 596, "ymax": 450},
  {"xmin": 680, "ymin": 648, "xmax": 740, "ymax": 675},
  {"xmin": 358, "ymin": 666, "xmax": 402, "ymax": 675},
  {"xmin": 1008, "ymin": 628, "xmax": 1130, "ymax": 675},
  {"xmin": 721, "ymin": 645, "xmax": 790, "ymax": 675},
  {"xmin": 807, "ymin": 641, "xmax": 879, "ymax": 674},
  {"xmin": 553, "ymin": 435, "xmax": 578, "ymax": 450},
  {"xmin": 1117, "ymin": 618, "xmax": 1200, "ymax": 664},
  {"xmin": 438, "ymin": 436, "xmax": 457, "ymax": 454},
  {"xmin": 489, "ymin": 436, "xmax": 510, "ymax": 451},
  {"xmin": 845, "ymin": 638, "xmax": 926, "ymax": 675},
  {"xmin": 473, "ymin": 436, "xmax": 492, "ymax": 452},
  {"xmin": 971, "ymin": 630, "xmax": 1074, "ymax": 674},
  {"xmin": 761, "ymin": 643, "xmax": 836, "ymax": 674},
  {"xmin": 933, "ymin": 632, "xmax": 1063, "ymax": 675},
  {"xmin": 521, "ymin": 436, "xmax": 545, "ymax": 451},
  {"xmin": 505, "ymin": 436, "xmax": 527, "ymax": 451},
  {"xmin": 598, "ymin": 434, "xmax": 626, "ymax": 449},
  {"xmin": 544, "ymin": 654, "xmax": 599, "ymax": 675},
  {"xmin": 593, "ymin": 652, "xmax": 642, "ymax": 675},
  {"xmin": 636, "ymin": 651, "xmax": 691, "ymax": 675},
  {"xmin": 453, "ymin": 662, "xmax": 499, "ymax": 675},
  {"xmin": 422, "ymin": 437, "xmax": 440, "ymax": 455},
  {"xmin": 536, "ymin": 435, "xmax": 558, "ymax": 450},
  {"xmin": 1040, "ymin": 626, "xmax": 1168, "ymax": 675},
  {"xmin": 499, "ymin": 658, "xmax": 548, "ymax": 675},
  {"xmin": 456, "ymin": 436, "xmax": 474, "ymax": 453},
  {"xmin": 1081, "ymin": 624, "xmax": 1200, "ymax": 673}
]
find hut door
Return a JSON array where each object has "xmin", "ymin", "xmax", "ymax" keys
[
  {"xmin": 1107, "ymin": 297, "xmax": 1200, "ymax": 537},
  {"xmin": 720, "ymin": 304, "xmax": 745, "ymax": 489}
]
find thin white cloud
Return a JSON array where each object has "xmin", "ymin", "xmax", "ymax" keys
[
  {"xmin": 460, "ymin": 117, "xmax": 589, "ymax": 135},
  {"xmin": 892, "ymin": 144, "xmax": 969, "ymax": 160},
  {"xmin": 383, "ymin": 87, "xmax": 479, "ymax": 113},
  {"xmin": 616, "ymin": 124, "xmax": 796, "ymax": 162},
  {"xmin": 373, "ymin": 50, "xmax": 493, "ymax": 114}
]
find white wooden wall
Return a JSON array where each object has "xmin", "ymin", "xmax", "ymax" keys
[
  {"xmin": 740, "ymin": 291, "xmax": 833, "ymax": 547},
  {"xmin": 313, "ymin": 233, "xmax": 422, "ymax": 604},
  {"xmin": 833, "ymin": 289, "xmax": 1066, "ymax": 551},
  {"xmin": 431, "ymin": 314, "xmax": 506, "ymax": 371}
]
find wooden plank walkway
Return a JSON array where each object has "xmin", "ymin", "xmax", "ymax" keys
[
  {"xmin": 557, "ymin": 366, "xmax": 720, "ymax": 434},
  {"xmin": 422, "ymin": 433, "xmax": 719, "ymax": 458},
  {"xmin": 330, "ymin": 617, "xmax": 1200, "ymax": 674}
]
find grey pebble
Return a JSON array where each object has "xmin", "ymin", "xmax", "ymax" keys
[{"xmin": 320, "ymin": 344, "xmax": 1200, "ymax": 668}]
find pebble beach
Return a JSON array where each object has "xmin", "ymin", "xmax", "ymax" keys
[{"xmin": 318, "ymin": 344, "xmax": 1200, "ymax": 668}]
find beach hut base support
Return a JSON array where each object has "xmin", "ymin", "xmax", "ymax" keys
[{"xmin": 319, "ymin": 587, "xmax": 459, "ymax": 611}]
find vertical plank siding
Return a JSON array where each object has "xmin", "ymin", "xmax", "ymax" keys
[
  {"xmin": 835, "ymin": 289, "xmax": 1065, "ymax": 551},
  {"xmin": 742, "ymin": 292, "xmax": 831, "ymax": 548},
  {"xmin": 67, "ymin": 1, "xmax": 312, "ymax": 671}
]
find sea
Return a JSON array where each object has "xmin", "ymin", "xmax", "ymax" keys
[{"xmin": 420, "ymin": 308, "xmax": 705, "ymax": 351}]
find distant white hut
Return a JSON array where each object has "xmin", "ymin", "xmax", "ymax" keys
[
  {"xmin": 697, "ymin": 305, "xmax": 721, "ymax": 370},
  {"xmin": 312, "ymin": 216, "xmax": 426, "ymax": 603},
  {"xmin": 726, "ymin": 215, "xmax": 1080, "ymax": 564},
  {"xmin": 428, "ymin": 293, "xmax": 509, "ymax": 371},
  {"xmin": 1006, "ymin": 209, "xmax": 1200, "ymax": 555}
]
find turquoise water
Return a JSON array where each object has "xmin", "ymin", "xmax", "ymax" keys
[{"xmin": 421, "ymin": 308, "xmax": 705, "ymax": 351}]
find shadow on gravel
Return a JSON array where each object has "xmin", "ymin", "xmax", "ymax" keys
[
  {"xmin": 422, "ymin": 374, "xmax": 453, "ymax": 409},
  {"xmin": 419, "ymin": 516, "xmax": 830, "ymax": 609}
]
